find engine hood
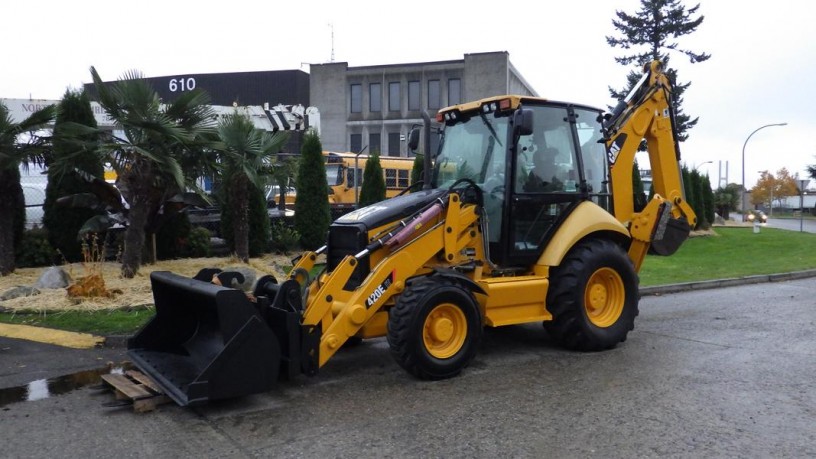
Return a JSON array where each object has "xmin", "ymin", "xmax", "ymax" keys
[{"xmin": 333, "ymin": 188, "xmax": 448, "ymax": 231}]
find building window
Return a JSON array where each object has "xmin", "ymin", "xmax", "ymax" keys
[
  {"xmin": 350, "ymin": 84, "xmax": 362, "ymax": 113},
  {"xmin": 389, "ymin": 82, "xmax": 400, "ymax": 111},
  {"xmin": 428, "ymin": 80, "xmax": 440, "ymax": 110},
  {"xmin": 388, "ymin": 132, "xmax": 401, "ymax": 156},
  {"xmin": 369, "ymin": 83, "xmax": 381, "ymax": 112},
  {"xmin": 448, "ymin": 79, "xmax": 461, "ymax": 106},
  {"xmin": 369, "ymin": 133, "xmax": 381, "ymax": 154},
  {"xmin": 350, "ymin": 133, "xmax": 362, "ymax": 153},
  {"xmin": 408, "ymin": 81, "xmax": 420, "ymax": 111}
]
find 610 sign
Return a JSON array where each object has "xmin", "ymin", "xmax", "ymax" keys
[{"xmin": 168, "ymin": 77, "xmax": 196, "ymax": 92}]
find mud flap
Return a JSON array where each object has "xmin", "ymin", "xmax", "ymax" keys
[{"xmin": 127, "ymin": 271, "xmax": 281, "ymax": 406}]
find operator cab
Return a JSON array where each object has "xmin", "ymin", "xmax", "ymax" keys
[{"xmin": 430, "ymin": 97, "xmax": 610, "ymax": 268}]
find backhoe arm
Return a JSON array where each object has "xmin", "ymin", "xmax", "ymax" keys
[{"xmin": 603, "ymin": 60, "xmax": 697, "ymax": 271}]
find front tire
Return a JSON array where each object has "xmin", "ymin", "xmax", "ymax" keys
[
  {"xmin": 387, "ymin": 278, "xmax": 482, "ymax": 380},
  {"xmin": 545, "ymin": 239, "xmax": 639, "ymax": 351}
]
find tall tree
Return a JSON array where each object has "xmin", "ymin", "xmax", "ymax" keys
[
  {"xmin": 359, "ymin": 152, "xmax": 386, "ymax": 207},
  {"xmin": 294, "ymin": 130, "xmax": 331, "ymax": 250},
  {"xmin": 0, "ymin": 101, "xmax": 55, "ymax": 275},
  {"xmin": 216, "ymin": 112, "xmax": 288, "ymax": 262},
  {"xmin": 410, "ymin": 153, "xmax": 426, "ymax": 187},
  {"xmin": 713, "ymin": 183, "xmax": 741, "ymax": 220},
  {"xmin": 607, "ymin": 0, "xmax": 710, "ymax": 142},
  {"xmin": 43, "ymin": 89, "xmax": 103, "ymax": 261},
  {"xmin": 54, "ymin": 67, "xmax": 217, "ymax": 277},
  {"xmin": 751, "ymin": 168, "xmax": 798, "ymax": 209}
]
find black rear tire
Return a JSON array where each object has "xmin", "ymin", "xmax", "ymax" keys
[
  {"xmin": 544, "ymin": 238, "xmax": 639, "ymax": 351},
  {"xmin": 387, "ymin": 278, "xmax": 482, "ymax": 380}
]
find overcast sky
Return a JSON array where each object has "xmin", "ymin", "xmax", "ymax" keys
[{"xmin": 2, "ymin": 0, "xmax": 814, "ymax": 189}]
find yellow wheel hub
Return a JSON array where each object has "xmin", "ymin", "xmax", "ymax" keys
[
  {"xmin": 423, "ymin": 303, "xmax": 467, "ymax": 359},
  {"xmin": 584, "ymin": 267, "xmax": 625, "ymax": 328}
]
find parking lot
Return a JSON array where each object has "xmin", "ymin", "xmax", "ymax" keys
[{"xmin": 1, "ymin": 277, "xmax": 814, "ymax": 458}]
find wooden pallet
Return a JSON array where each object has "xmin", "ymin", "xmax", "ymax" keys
[{"xmin": 100, "ymin": 370, "xmax": 172, "ymax": 413}]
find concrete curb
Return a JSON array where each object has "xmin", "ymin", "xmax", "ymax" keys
[{"xmin": 639, "ymin": 268, "xmax": 816, "ymax": 296}]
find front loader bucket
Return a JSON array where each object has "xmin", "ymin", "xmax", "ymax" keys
[{"xmin": 127, "ymin": 271, "xmax": 281, "ymax": 406}]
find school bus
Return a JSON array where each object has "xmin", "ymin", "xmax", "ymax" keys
[{"xmin": 324, "ymin": 151, "xmax": 415, "ymax": 216}]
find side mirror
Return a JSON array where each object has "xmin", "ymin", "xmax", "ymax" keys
[
  {"xmin": 513, "ymin": 109, "xmax": 533, "ymax": 136},
  {"xmin": 407, "ymin": 127, "xmax": 421, "ymax": 151}
]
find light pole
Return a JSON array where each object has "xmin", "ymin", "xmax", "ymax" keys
[
  {"xmin": 694, "ymin": 160, "xmax": 713, "ymax": 172},
  {"xmin": 798, "ymin": 179, "xmax": 810, "ymax": 232},
  {"xmin": 741, "ymin": 123, "xmax": 787, "ymax": 220}
]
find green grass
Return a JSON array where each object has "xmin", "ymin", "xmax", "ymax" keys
[
  {"xmin": 2, "ymin": 228, "xmax": 814, "ymax": 336},
  {"xmin": 0, "ymin": 308, "xmax": 153, "ymax": 336},
  {"xmin": 639, "ymin": 227, "xmax": 816, "ymax": 286}
]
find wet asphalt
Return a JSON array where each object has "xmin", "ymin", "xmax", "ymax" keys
[{"xmin": 1, "ymin": 277, "xmax": 814, "ymax": 458}]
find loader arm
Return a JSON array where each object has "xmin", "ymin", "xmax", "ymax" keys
[
  {"xmin": 298, "ymin": 193, "xmax": 480, "ymax": 367},
  {"xmin": 603, "ymin": 60, "xmax": 697, "ymax": 271}
]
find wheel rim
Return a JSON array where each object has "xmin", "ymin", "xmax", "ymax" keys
[
  {"xmin": 584, "ymin": 267, "xmax": 625, "ymax": 328},
  {"xmin": 423, "ymin": 303, "xmax": 467, "ymax": 359}
]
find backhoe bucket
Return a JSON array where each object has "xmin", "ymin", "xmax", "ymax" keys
[{"xmin": 127, "ymin": 271, "xmax": 281, "ymax": 406}]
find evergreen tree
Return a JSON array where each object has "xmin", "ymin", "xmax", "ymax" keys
[
  {"xmin": 0, "ymin": 101, "xmax": 54, "ymax": 275},
  {"xmin": 688, "ymin": 169, "xmax": 706, "ymax": 229},
  {"xmin": 294, "ymin": 130, "xmax": 331, "ymax": 250},
  {"xmin": 606, "ymin": 0, "xmax": 710, "ymax": 142},
  {"xmin": 359, "ymin": 152, "xmax": 386, "ymax": 207},
  {"xmin": 713, "ymin": 183, "xmax": 740, "ymax": 220},
  {"xmin": 410, "ymin": 153, "xmax": 426, "ymax": 187},
  {"xmin": 701, "ymin": 174, "xmax": 715, "ymax": 226},
  {"xmin": 632, "ymin": 160, "xmax": 646, "ymax": 211},
  {"xmin": 43, "ymin": 89, "xmax": 103, "ymax": 261}
]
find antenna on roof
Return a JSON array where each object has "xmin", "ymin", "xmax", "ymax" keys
[{"xmin": 328, "ymin": 23, "xmax": 335, "ymax": 63}]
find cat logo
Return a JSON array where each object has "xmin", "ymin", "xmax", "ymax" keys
[{"xmin": 607, "ymin": 133, "xmax": 628, "ymax": 165}]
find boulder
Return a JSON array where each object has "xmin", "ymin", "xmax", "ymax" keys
[
  {"xmin": 33, "ymin": 266, "xmax": 72, "ymax": 289},
  {"xmin": 1, "ymin": 286, "xmax": 41, "ymax": 301}
]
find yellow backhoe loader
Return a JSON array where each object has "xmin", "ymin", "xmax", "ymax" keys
[{"xmin": 128, "ymin": 61, "xmax": 696, "ymax": 406}]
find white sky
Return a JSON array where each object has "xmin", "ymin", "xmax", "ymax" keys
[{"xmin": 2, "ymin": 0, "xmax": 814, "ymax": 189}]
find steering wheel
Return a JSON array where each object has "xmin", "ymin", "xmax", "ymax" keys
[{"xmin": 448, "ymin": 178, "xmax": 484, "ymax": 208}]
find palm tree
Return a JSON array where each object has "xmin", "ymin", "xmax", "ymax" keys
[
  {"xmin": 0, "ymin": 101, "xmax": 55, "ymax": 275},
  {"xmin": 216, "ymin": 112, "xmax": 289, "ymax": 262},
  {"xmin": 56, "ymin": 67, "xmax": 217, "ymax": 277}
]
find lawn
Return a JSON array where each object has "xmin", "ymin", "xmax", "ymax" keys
[
  {"xmin": 2, "ymin": 226, "xmax": 815, "ymax": 336},
  {"xmin": 639, "ymin": 226, "xmax": 816, "ymax": 286}
]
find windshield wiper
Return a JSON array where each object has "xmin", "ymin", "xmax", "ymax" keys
[{"xmin": 479, "ymin": 112, "xmax": 503, "ymax": 147}]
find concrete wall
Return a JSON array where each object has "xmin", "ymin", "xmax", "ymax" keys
[{"xmin": 310, "ymin": 52, "xmax": 538, "ymax": 157}]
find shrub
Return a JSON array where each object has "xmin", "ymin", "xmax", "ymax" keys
[
  {"xmin": 187, "ymin": 226, "xmax": 211, "ymax": 258},
  {"xmin": 15, "ymin": 228, "xmax": 56, "ymax": 268},
  {"xmin": 155, "ymin": 211, "xmax": 192, "ymax": 260},
  {"xmin": 269, "ymin": 220, "xmax": 300, "ymax": 253}
]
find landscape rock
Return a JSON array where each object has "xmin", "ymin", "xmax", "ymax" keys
[
  {"xmin": 1, "ymin": 286, "xmax": 41, "ymax": 301},
  {"xmin": 33, "ymin": 266, "xmax": 73, "ymax": 289}
]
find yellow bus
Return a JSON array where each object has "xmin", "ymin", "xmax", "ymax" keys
[{"xmin": 324, "ymin": 151, "xmax": 415, "ymax": 215}]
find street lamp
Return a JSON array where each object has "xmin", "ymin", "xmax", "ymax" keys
[
  {"xmin": 798, "ymin": 179, "xmax": 810, "ymax": 232},
  {"xmin": 694, "ymin": 160, "xmax": 713, "ymax": 172},
  {"xmin": 741, "ymin": 123, "xmax": 787, "ymax": 221}
]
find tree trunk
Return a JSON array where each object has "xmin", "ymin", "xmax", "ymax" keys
[
  {"xmin": 233, "ymin": 175, "xmax": 250, "ymax": 263},
  {"xmin": 0, "ymin": 175, "xmax": 17, "ymax": 276},
  {"xmin": 121, "ymin": 198, "xmax": 150, "ymax": 278}
]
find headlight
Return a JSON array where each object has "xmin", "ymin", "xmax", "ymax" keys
[{"xmin": 747, "ymin": 214, "xmax": 755, "ymax": 221}]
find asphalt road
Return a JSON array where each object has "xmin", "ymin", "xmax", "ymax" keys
[
  {"xmin": 1, "ymin": 278, "xmax": 814, "ymax": 458},
  {"xmin": 766, "ymin": 217, "xmax": 816, "ymax": 233}
]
